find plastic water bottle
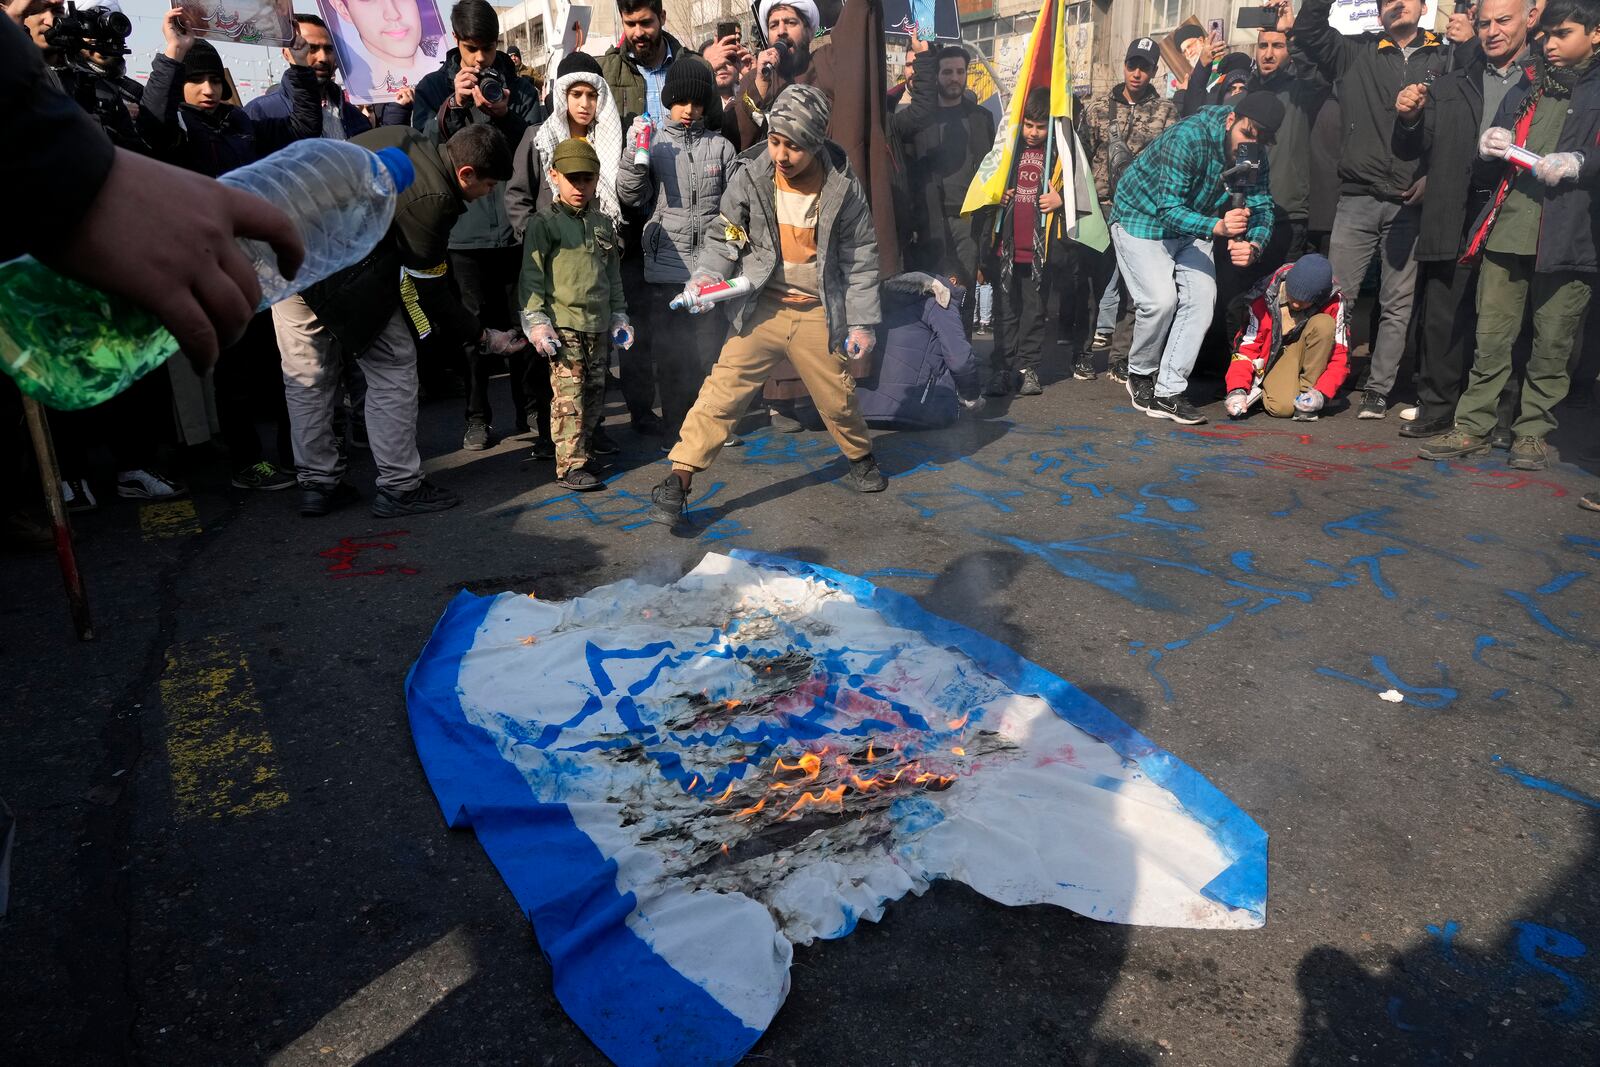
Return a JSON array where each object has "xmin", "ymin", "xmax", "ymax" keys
[{"xmin": 0, "ymin": 139, "xmax": 415, "ymax": 411}]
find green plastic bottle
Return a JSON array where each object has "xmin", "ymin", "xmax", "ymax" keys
[{"xmin": 0, "ymin": 257, "xmax": 176, "ymax": 411}]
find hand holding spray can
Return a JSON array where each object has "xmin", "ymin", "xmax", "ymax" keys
[
  {"xmin": 670, "ymin": 276, "xmax": 752, "ymax": 312},
  {"xmin": 633, "ymin": 116, "xmax": 653, "ymax": 166}
]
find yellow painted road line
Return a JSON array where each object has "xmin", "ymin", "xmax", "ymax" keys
[
  {"xmin": 159, "ymin": 635, "xmax": 289, "ymax": 821},
  {"xmin": 139, "ymin": 500, "xmax": 201, "ymax": 541}
]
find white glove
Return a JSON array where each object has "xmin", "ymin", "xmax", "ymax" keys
[
  {"xmin": 1479, "ymin": 126, "xmax": 1513, "ymax": 160},
  {"xmin": 958, "ymin": 395, "xmax": 983, "ymax": 412},
  {"xmin": 846, "ymin": 326, "xmax": 876, "ymax": 359},
  {"xmin": 626, "ymin": 115, "xmax": 651, "ymax": 148},
  {"xmin": 1294, "ymin": 389, "xmax": 1325, "ymax": 413},
  {"xmin": 680, "ymin": 268, "xmax": 725, "ymax": 314},
  {"xmin": 1224, "ymin": 389, "xmax": 1250, "ymax": 418},
  {"xmin": 1533, "ymin": 151, "xmax": 1583, "ymax": 186},
  {"xmin": 528, "ymin": 322, "xmax": 561, "ymax": 358},
  {"xmin": 927, "ymin": 276, "xmax": 952, "ymax": 308},
  {"xmin": 611, "ymin": 314, "xmax": 635, "ymax": 350},
  {"xmin": 482, "ymin": 328, "xmax": 527, "ymax": 355}
]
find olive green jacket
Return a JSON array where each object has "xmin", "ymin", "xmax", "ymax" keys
[{"xmin": 518, "ymin": 201, "xmax": 626, "ymax": 333}]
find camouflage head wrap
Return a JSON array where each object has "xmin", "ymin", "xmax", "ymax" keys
[{"xmin": 768, "ymin": 84, "xmax": 830, "ymax": 154}]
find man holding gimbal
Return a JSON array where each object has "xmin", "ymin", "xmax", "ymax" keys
[{"xmin": 1111, "ymin": 94, "xmax": 1283, "ymax": 425}]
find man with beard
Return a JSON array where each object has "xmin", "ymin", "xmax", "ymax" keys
[
  {"xmin": 248, "ymin": 13, "xmax": 377, "ymax": 145},
  {"xmin": 1295, "ymin": 0, "xmax": 1449, "ymax": 420}
]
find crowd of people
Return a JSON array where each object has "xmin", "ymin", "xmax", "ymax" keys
[{"xmin": 4, "ymin": 0, "xmax": 1599, "ymax": 543}]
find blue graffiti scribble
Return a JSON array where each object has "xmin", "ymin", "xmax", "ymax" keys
[
  {"xmin": 1565, "ymin": 534, "xmax": 1600, "ymax": 561},
  {"xmin": 1315, "ymin": 656, "xmax": 1458, "ymax": 709},
  {"xmin": 1324, "ymin": 507, "xmax": 1481, "ymax": 568},
  {"xmin": 1512, "ymin": 922, "xmax": 1589, "ymax": 1017},
  {"xmin": 982, "ymin": 531, "xmax": 1210, "ymax": 611},
  {"xmin": 857, "ymin": 567, "xmax": 938, "ymax": 581},
  {"xmin": 1471, "ymin": 636, "xmax": 1574, "ymax": 708},
  {"xmin": 1490, "ymin": 755, "xmax": 1600, "ymax": 810},
  {"xmin": 900, "ymin": 484, "xmax": 1024, "ymax": 519}
]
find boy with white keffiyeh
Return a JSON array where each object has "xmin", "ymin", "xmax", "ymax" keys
[{"xmin": 506, "ymin": 52, "xmax": 627, "ymax": 239}]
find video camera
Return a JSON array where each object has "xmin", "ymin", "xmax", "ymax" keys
[
  {"xmin": 44, "ymin": 1, "xmax": 132, "ymax": 57},
  {"xmin": 1221, "ymin": 142, "xmax": 1266, "ymax": 207}
]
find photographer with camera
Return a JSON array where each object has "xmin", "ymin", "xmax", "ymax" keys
[
  {"xmin": 1111, "ymin": 93, "xmax": 1282, "ymax": 425},
  {"xmin": 412, "ymin": 0, "xmax": 545, "ymax": 454},
  {"xmin": 1077, "ymin": 37, "xmax": 1178, "ymax": 381},
  {"xmin": 40, "ymin": 0, "xmax": 146, "ymax": 152}
]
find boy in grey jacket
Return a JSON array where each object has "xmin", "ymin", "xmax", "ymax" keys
[
  {"xmin": 649, "ymin": 84, "xmax": 886, "ymax": 528},
  {"xmin": 618, "ymin": 58, "xmax": 737, "ymax": 439}
]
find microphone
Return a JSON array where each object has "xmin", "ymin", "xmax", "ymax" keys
[{"xmin": 761, "ymin": 37, "xmax": 791, "ymax": 78}]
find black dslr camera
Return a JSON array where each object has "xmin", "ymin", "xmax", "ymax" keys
[
  {"xmin": 1222, "ymin": 142, "xmax": 1266, "ymax": 206},
  {"xmin": 476, "ymin": 66, "xmax": 507, "ymax": 104},
  {"xmin": 45, "ymin": 0, "xmax": 132, "ymax": 56}
]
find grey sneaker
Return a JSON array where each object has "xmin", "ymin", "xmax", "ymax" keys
[
  {"xmin": 1072, "ymin": 355, "xmax": 1096, "ymax": 381},
  {"xmin": 845, "ymin": 455, "xmax": 888, "ymax": 492},
  {"xmin": 1108, "ymin": 358, "xmax": 1128, "ymax": 385},
  {"xmin": 1417, "ymin": 429, "xmax": 1491, "ymax": 461},
  {"xmin": 462, "ymin": 417, "xmax": 491, "ymax": 451},
  {"xmin": 371, "ymin": 479, "xmax": 461, "ymax": 518},
  {"xmin": 649, "ymin": 474, "xmax": 687, "ymax": 526},
  {"xmin": 1357, "ymin": 391, "xmax": 1388, "ymax": 419},
  {"xmin": 1090, "ymin": 330, "xmax": 1113, "ymax": 352},
  {"xmin": 1507, "ymin": 436, "xmax": 1548, "ymax": 471},
  {"xmin": 1017, "ymin": 368, "xmax": 1043, "ymax": 395}
]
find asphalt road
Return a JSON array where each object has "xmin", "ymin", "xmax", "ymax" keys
[{"xmin": 3, "ymin": 352, "xmax": 1598, "ymax": 1067}]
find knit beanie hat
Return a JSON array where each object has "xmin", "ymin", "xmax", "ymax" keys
[
  {"xmin": 557, "ymin": 50, "xmax": 603, "ymax": 78},
  {"xmin": 181, "ymin": 40, "xmax": 232, "ymax": 99},
  {"xmin": 768, "ymin": 83, "xmax": 830, "ymax": 153},
  {"xmin": 1285, "ymin": 254, "xmax": 1334, "ymax": 304},
  {"xmin": 662, "ymin": 56, "xmax": 714, "ymax": 110}
]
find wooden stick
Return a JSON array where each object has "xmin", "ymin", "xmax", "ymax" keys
[{"xmin": 21, "ymin": 396, "xmax": 93, "ymax": 641}]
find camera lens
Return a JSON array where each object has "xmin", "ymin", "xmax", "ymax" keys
[{"xmin": 100, "ymin": 9, "xmax": 132, "ymax": 36}]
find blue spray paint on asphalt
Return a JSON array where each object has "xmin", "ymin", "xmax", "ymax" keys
[{"xmin": 1490, "ymin": 755, "xmax": 1600, "ymax": 810}]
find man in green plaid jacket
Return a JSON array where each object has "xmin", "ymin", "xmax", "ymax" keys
[{"xmin": 1110, "ymin": 94, "xmax": 1283, "ymax": 424}]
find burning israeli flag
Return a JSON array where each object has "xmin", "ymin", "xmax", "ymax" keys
[{"xmin": 407, "ymin": 551, "xmax": 1266, "ymax": 1067}]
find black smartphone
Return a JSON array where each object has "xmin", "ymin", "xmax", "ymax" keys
[
  {"xmin": 1453, "ymin": 0, "xmax": 1472, "ymax": 12},
  {"xmin": 1238, "ymin": 6, "xmax": 1277, "ymax": 29},
  {"xmin": 716, "ymin": 20, "xmax": 740, "ymax": 41}
]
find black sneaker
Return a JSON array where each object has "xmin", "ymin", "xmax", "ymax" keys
[
  {"xmin": 1291, "ymin": 410, "xmax": 1319, "ymax": 422},
  {"xmin": 631, "ymin": 413, "xmax": 666, "ymax": 437},
  {"xmin": 557, "ymin": 468, "xmax": 605, "ymax": 491},
  {"xmin": 768, "ymin": 408, "xmax": 804, "ymax": 433},
  {"xmin": 231, "ymin": 461, "xmax": 296, "ymax": 491},
  {"xmin": 649, "ymin": 474, "xmax": 687, "ymax": 526},
  {"xmin": 845, "ymin": 455, "xmax": 888, "ymax": 492},
  {"xmin": 1146, "ymin": 393, "xmax": 1207, "ymax": 425},
  {"xmin": 1580, "ymin": 490, "xmax": 1600, "ymax": 512},
  {"xmin": 463, "ymin": 417, "xmax": 491, "ymax": 451},
  {"xmin": 1357, "ymin": 391, "xmax": 1388, "ymax": 419},
  {"xmin": 982, "ymin": 372, "xmax": 1012, "ymax": 398},
  {"xmin": 530, "ymin": 437, "xmax": 556, "ymax": 460},
  {"xmin": 1017, "ymin": 368, "xmax": 1043, "ymax": 395},
  {"xmin": 1109, "ymin": 358, "xmax": 1128, "ymax": 385},
  {"xmin": 371, "ymin": 479, "xmax": 461, "ymax": 518},
  {"xmin": 724, "ymin": 432, "xmax": 744, "ymax": 447},
  {"xmin": 590, "ymin": 426, "xmax": 620, "ymax": 456},
  {"xmin": 1398, "ymin": 414, "xmax": 1452, "ymax": 439},
  {"xmin": 1072, "ymin": 355, "xmax": 1096, "ymax": 381},
  {"xmin": 1090, "ymin": 331, "xmax": 1113, "ymax": 352},
  {"xmin": 61, "ymin": 478, "xmax": 98, "ymax": 512},
  {"xmin": 299, "ymin": 480, "xmax": 359, "ymax": 517},
  {"xmin": 1125, "ymin": 372, "xmax": 1155, "ymax": 412},
  {"xmin": 1490, "ymin": 427, "xmax": 1514, "ymax": 451}
]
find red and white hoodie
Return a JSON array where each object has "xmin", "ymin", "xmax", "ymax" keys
[{"xmin": 1227, "ymin": 264, "xmax": 1351, "ymax": 399}]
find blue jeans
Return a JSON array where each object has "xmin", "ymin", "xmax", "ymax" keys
[
  {"xmin": 1109, "ymin": 224, "xmax": 1217, "ymax": 399},
  {"xmin": 1096, "ymin": 265, "xmax": 1122, "ymax": 333}
]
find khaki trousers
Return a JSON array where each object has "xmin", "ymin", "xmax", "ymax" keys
[
  {"xmin": 669, "ymin": 291, "xmax": 873, "ymax": 472},
  {"xmin": 1261, "ymin": 313, "xmax": 1335, "ymax": 417}
]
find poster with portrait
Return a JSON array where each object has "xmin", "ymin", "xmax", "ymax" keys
[
  {"xmin": 1157, "ymin": 15, "xmax": 1206, "ymax": 86},
  {"xmin": 171, "ymin": 0, "xmax": 296, "ymax": 46},
  {"xmin": 881, "ymin": 0, "xmax": 961, "ymax": 40},
  {"xmin": 315, "ymin": 0, "xmax": 454, "ymax": 104}
]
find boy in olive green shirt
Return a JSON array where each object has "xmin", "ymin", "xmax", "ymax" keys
[{"xmin": 519, "ymin": 138, "xmax": 634, "ymax": 491}]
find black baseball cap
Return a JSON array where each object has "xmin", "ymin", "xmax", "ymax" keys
[
  {"xmin": 1231, "ymin": 91, "xmax": 1285, "ymax": 143},
  {"xmin": 1126, "ymin": 36, "xmax": 1160, "ymax": 68}
]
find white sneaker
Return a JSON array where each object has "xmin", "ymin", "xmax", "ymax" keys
[
  {"xmin": 115, "ymin": 469, "xmax": 188, "ymax": 500},
  {"xmin": 1398, "ymin": 405, "xmax": 1419, "ymax": 422},
  {"xmin": 60, "ymin": 478, "xmax": 97, "ymax": 512}
]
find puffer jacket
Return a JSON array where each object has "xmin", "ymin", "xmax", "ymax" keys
[
  {"xmin": 413, "ymin": 48, "xmax": 543, "ymax": 250},
  {"xmin": 1227, "ymin": 263, "xmax": 1351, "ymax": 399},
  {"xmin": 1295, "ymin": 0, "xmax": 1448, "ymax": 201},
  {"xmin": 854, "ymin": 274, "xmax": 978, "ymax": 429},
  {"xmin": 697, "ymin": 141, "xmax": 880, "ymax": 349},
  {"xmin": 1076, "ymin": 83, "xmax": 1177, "ymax": 204},
  {"xmin": 616, "ymin": 116, "xmax": 736, "ymax": 284},
  {"xmin": 246, "ymin": 68, "xmax": 371, "ymax": 150}
]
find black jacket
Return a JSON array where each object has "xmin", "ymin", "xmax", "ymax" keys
[
  {"xmin": 1392, "ymin": 56, "xmax": 1497, "ymax": 261},
  {"xmin": 1, "ymin": 16, "xmax": 114, "ymax": 262},
  {"xmin": 1247, "ymin": 61, "xmax": 1327, "ymax": 224},
  {"xmin": 1466, "ymin": 59, "xmax": 1600, "ymax": 274},
  {"xmin": 245, "ymin": 68, "xmax": 372, "ymax": 150},
  {"xmin": 1295, "ymin": 0, "xmax": 1449, "ymax": 200},
  {"xmin": 412, "ymin": 49, "xmax": 544, "ymax": 250},
  {"xmin": 893, "ymin": 49, "xmax": 994, "ymax": 275},
  {"xmin": 140, "ymin": 53, "xmax": 285, "ymax": 177},
  {"xmin": 302, "ymin": 126, "xmax": 476, "ymax": 351}
]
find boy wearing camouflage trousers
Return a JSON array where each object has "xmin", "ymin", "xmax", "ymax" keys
[{"xmin": 518, "ymin": 138, "xmax": 635, "ymax": 492}]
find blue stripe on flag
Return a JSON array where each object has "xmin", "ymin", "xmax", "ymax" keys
[{"xmin": 405, "ymin": 590, "xmax": 765, "ymax": 1067}]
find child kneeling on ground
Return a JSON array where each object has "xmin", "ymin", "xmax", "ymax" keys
[
  {"xmin": 649, "ymin": 84, "xmax": 885, "ymax": 527},
  {"xmin": 1224, "ymin": 254, "xmax": 1349, "ymax": 421},
  {"xmin": 518, "ymin": 138, "xmax": 634, "ymax": 492}
]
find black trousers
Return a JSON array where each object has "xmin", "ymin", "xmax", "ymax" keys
[
  {"xmin": 451, "ymin": 246, "xmax": 550, "ymax": 434},
  {"xmin": 639, "ymin": 282, "xmax": 727, "ymax": 435},
  {"xmin": 618, "ymin": 249, "xmax": 660, "ymax": 424},
  {"xmin": 1414, "ymin": 258, "xmax": 1480, "ymax": 426},
  {"xmin": 996, "ymin": 261, "xmax": 1049, "ymax": 376}
]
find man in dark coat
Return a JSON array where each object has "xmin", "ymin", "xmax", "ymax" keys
[
  {"xmin": 1392, "ymin": 0, "xmax": 1535, "ymax": 439},
  {"xmin": 412, "ymin": 0, "xmax": 545, "ymax": 451},
  {"xmin": 247, "ymin": 13, "xmax": 373, "ymax": 146}
]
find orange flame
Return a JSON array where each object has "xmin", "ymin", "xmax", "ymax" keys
[
  {"xmin": 779, "ymin": 785, "xmax": 847, "ymax": 820},
  {"xmin": 947, "ymin": 713, "xmax": 970, "ymax": 730},
  {"xmin": 866, "ymin": 740, "xmax": 877, "ymax": 763},
  {"xmin": 714, "ymin": 782, "xmax": 736, "ymax": 803},
  {"xmin": 519, "ymin": 635, "xmax": 539, "ymax": 646},
  {"xmin": 733, "ymin": 796, "xmax": 767, "ymax": 818},
  {"xmin": 720, "ymin": 842, "xmax": 730, "ymax": 855},
  {"xmin": 951, "ymin": 747, "xmax": 966, "ymax": 757},
  {"xmin": 774, "ymin": 751, "xmax": 822, "ymax": 780},
  {"xmin": 687, "ymin": 775, "xmax": 700, "ymax": 791},
  {"xmin": 721, "ymin": 699, "xmax": 743, "ymax": 710}
]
